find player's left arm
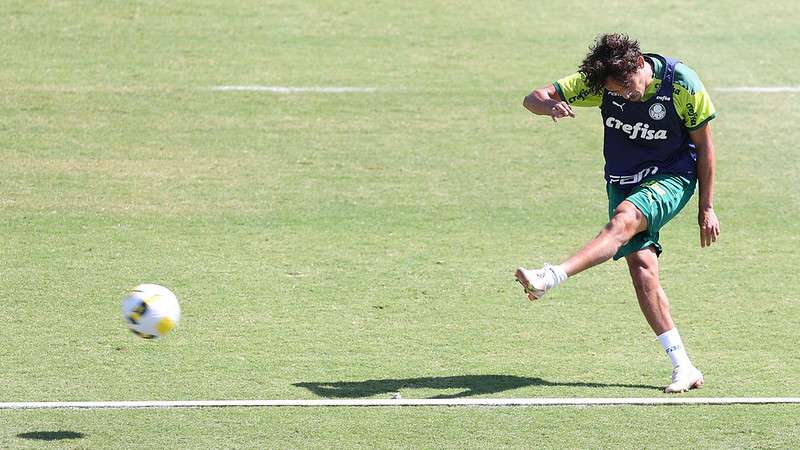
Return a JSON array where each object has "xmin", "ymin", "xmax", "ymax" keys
[
  {"xmin": 689, "ymin": 124, "xmax": 720, "ymax": 248},
  {"xmin": 674, "ymin": 63, "xmax": 720, "ymax": 248}
]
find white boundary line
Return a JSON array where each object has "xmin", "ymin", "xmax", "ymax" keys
[
  {"xmin": 210, "ymin": 86, "xmax": 378, "ymax": 93},
  {"xmin": 713, "ymin": 86, "xmax": 800, "ymax": 93},
  {"xmin": 2, "ymin": 398, "xmax": 800, "ymax": 409}
]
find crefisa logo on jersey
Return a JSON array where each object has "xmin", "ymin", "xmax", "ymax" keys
[
  {"xmin": 605, "ymin": 117, "xmax": 668, "ymax": 140},
  {"xmin": 649, "ymin": 103, "xmax": 667, "ymax": 120}
]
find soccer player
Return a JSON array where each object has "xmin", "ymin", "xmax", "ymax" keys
[{"xmin": 516, "ymin": 33, "xmax": 720, "ymax": 393}]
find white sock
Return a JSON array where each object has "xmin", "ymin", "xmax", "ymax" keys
[
  {"xmin": 543, "ymin": 264, "xmax": 568, "ymax": 290},
  {"xmin": 657, "ymin": 328, "xmax": 692, "ymax": 369}
]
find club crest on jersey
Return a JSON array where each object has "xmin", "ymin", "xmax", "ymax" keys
[{"xmin": 649, "ymin": 102, "xmax": 667, "ymax": 120}]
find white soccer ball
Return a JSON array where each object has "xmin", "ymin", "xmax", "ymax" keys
[{"xmin": 121, "ymin": 284, "xmax": 181, "ymax": 339}]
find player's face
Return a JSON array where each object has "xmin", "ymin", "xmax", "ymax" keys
[{"xmin": 604, "ymin": 57, "xmax": 649, "ymax": 102}]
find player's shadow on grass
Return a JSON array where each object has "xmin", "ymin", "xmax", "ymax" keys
[
  {"xmin": 294, "ymin": 375, "xmax": 661, "ymax": 398},
  {"xmin": 17, "ymin": 431, "xmax": 85, "ymax": 441}
]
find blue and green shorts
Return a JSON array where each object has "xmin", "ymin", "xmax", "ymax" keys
[{"xmin": 606, "ymin": 174, "xmax": 696, "ymax": 260}]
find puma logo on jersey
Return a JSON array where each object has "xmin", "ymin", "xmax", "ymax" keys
[
  {"xmin": 612, "ymin": 101, "xmax": 625, "ymax": 111},
  {"xmin": 605, "ymin": 116, "xmax": 668, "ymax": 140}
]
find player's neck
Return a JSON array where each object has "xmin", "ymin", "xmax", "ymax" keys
[{"xmin": 643, "ymin": 57, "xmax": 655, "ymax": 90}]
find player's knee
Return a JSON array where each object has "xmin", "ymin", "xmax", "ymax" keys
[
  {"xmin": 608, "ymin": 206, "xmax": 643, "ymax": 239},
  {"xmin": 627, "ymin": 257, "xmax": 657, "ymax": 281},
  {"xmin": 626, "ymin": 250, "xmax": 660, "ymax": 285}
]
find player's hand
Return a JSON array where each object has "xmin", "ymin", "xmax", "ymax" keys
[
  {"xmin": 698, "ymin": 207, "xmax": 720, "ymax": 248},
  {"xmin": 550, "ymin": 101, "xmax": 576, "ymax": 122}
]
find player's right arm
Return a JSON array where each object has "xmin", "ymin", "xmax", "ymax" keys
[
  {"xmin": 523, "ymin": 84, "xmax": 575, "ymax": 122},
  {"xmin": 523, "ymin": 73, "xmax": 602, "ymax": 122}
]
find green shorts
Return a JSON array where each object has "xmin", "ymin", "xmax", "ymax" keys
[{"xmin": 607, "ymin": 174, "xmax": 696, "ymax": 260}]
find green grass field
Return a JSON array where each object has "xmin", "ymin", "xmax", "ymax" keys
[{"xmin": 2, "ymin": 0, "xmax": 799, "ymax": 448}]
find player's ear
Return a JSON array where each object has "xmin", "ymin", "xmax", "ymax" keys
[{"xmin": 637, "ymin": 55, "xmax": 645, "ymax": 68}]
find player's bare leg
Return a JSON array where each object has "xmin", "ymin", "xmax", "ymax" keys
[
  {"xmin": 515, "ymin": 201, "xmax": 647, "ymax": 300},
  {"xmin": 626, "ymin": 247, "xmax": 703, "ymax": 393},
  {"xmin": 625, "ymin": 247, "xmax": 673, "ymax": 334},
  {"xmin": 560, "ymin": 201, "xmax": 648, "ymax": 276}
]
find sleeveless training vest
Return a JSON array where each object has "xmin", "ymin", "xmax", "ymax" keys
[{"xmin": 600, "ymin": 54, "xmax": 697, "ymax": 189}]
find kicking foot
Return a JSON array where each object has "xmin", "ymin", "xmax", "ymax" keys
[
  {"xmin": 664, "ymin": 365, "xmax": 704, "ymax": 393},
  {"xmin": 514, "ymin": 266, "xmax": 550, "ymax": 301}
]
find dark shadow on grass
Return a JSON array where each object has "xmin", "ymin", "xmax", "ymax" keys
[
  {"xmin": 17, "ymin": 431, "xmax": 85, "ymax": 441},
  {"xmin": 294, "ymin": 375, "xmax": 662, "ymax": 398}
]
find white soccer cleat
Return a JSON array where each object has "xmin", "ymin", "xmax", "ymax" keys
[
  {"xmin": 665, "ymin": 365, "xmax": 704, "ymax": 393},
  {"xmin": 515, "ymin": 266, "xmax": 550, "ymax": 301}
]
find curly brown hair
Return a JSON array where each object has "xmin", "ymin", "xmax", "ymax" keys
[{"xmin": 579, "ymin": 33, "xmax": 642, "ymax": 93}]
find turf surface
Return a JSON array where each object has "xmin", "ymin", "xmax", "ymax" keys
[{"xmin": 1, "ymin": 0, "xmax": 798, "ymax": 447}]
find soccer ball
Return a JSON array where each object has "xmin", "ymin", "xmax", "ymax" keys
[{"xmin": 121, "ymin": 284, "xmax": 181, "ymax": 339}]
